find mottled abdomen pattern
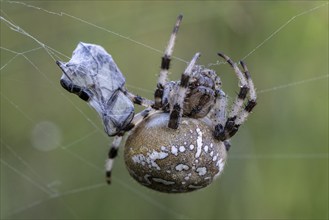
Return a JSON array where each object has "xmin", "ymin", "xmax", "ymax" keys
[{"xmin": 124, "ymin": 113, "xmax": 227, "ymax": 193}]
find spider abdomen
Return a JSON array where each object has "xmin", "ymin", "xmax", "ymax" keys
[{"xmin": 124, "ymin": 112, "xmax": 227, "ymax": 193}]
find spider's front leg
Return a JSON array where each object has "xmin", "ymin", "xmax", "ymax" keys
[
  {"xmin": 154, "ymin": 14, "xmax": 183, "ymax": 109},
  {"xmin": 213, "ymin": 54, "xmax": 257, "ymax": 141},
  {"xmin": 125, "ymin": 90, "xmax": 154, "ymax": 108},
  {"xmin": 234, "ymin": 61, "xmax": 257, "ymax": 124},
  {"xmin": 168, "ymin": 53, "xmax": 200, "ymax": 129}
]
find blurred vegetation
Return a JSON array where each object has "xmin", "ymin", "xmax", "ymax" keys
[{"xmin": 1, "ymin": 1, "xmax": 328, "ymax": 219}]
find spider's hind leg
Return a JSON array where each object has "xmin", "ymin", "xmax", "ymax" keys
[
  {"xmin": 105, "ymin": 135, "xmax": 123, "ymax": 184},
  {"xmin": 105, "ymin": 108, "xmax": 153, "ymax": 184}
]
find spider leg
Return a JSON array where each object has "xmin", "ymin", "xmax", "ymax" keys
[
  {"xmin": 154, "ymin": 14, "xmax": 183, "ymax": 109},
  {"xmin": 234, "ymin": 61, "xmax": 257, "ymax": 125},
  {"xmin": 205, "ymin": 72, "xmax": 223, "ymax": 120},
  {"xmin": 210, "ymin": 89, "xmax": 228, "ymax": 129},
  {"xmin": 168, "ymin": 53, "xmax": 200, "ymax": 129},
  {"xmin": 105, "ymin": 135, "xmax": 123, "ymax": 184},
  {"xmin": 105, "ymin": 107, "xmax": 154, "ymax": 184},
  {"xmin": 209, "ymin": 85, "xmax": 231, "ymax": 142},
  {"xmin": 218, "ymin": 53, "xmax": 249, "ymax": 118},
  {"xmin": 213, "ymin": 54, "xmax": 256, "ymax": 141},
  {"xmin": 125, "ymin": 90, "xmax": 154, "ymax": 108},
  {"xmin": 209, "ymin": 54, "xmax": 235, "ymax": 141}
]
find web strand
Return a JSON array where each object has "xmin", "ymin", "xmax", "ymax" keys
[
  {"xmin": 241, "ymin": 2, "xmax": 329, "ymax": 61},
  {"xmin": 258, "ymin": 74, "xmax": 329, "ymax": 94},
  {"xmin": 4, "ymin": 1, "xmax": 188, "ymax": 63},
  {"xmin": 0, "ymin": 159, "xmax": 53, "ymax": 196}
]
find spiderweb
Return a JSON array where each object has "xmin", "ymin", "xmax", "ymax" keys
[{"xmin": 1, "ymin": 1, "xmax": 328, "ymax": 219}]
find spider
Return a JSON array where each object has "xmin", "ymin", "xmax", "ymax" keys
[{"xmin": 56, "ymin": 15, "xmax": 256, "ymax": 193}]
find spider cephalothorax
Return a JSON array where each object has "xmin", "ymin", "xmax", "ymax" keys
[
  {"xmin": 57, "ymin": 14, "xmax": 257, "ymax": 193},
  {"xmin": 158, "ymin": 66, "xmax": 218, "ymax": 119},
  {"xmin": 182, "ymin": 66, "xmax": 218, "ymax": 118}
]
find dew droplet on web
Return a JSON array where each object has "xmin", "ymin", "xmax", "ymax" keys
[{"xmin": 31, "ymin": 121, "xmax": 62, "ymax": 151}]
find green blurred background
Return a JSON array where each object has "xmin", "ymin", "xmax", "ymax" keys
[{"xmin": 1, "ymin": 1, "xmax": 328, "ymax": 219}]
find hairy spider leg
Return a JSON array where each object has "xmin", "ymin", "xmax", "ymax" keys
[
  {"xmin": 154, "ymin": 14, "xmax": 183, "ymax": 109},
  {"xmin": 105, "ymin": 135, "xmax": 123, "ymax": 184},
  {"xmin": 125, "ymin": 90, "xmax": 154, "ymax": 107},
  {"xmin": 211, "ymin": 90, "xmax": 232, "ymax": 151},
  {"xmin": 207, "ymin": 78, "xmax": 232, "ymax": 151},
  {"xmin": 168, "ymin": 53, "xmax": 201, "ymax": 129},
  {"xmin": 209, "ymin": 88, "xmax": 227, "ymax": 130},
  {"xmin": 214, "ymin": 53, "xmax": 256, "ymax": 141},
  {"xmin": 105, "ymin": 107, "xmax": 154, "ymax": 184},
  {"xmin": 234, "ymin": 61, "xmax": 257, "ymax": 125},
  {"xmin": 207, "ymin": 74, "xmax": 225, "ymax": 123}
]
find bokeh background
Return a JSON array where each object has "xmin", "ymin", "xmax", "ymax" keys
[{"xmin": 1, "ymin": 1, "xmax": 328, "ymax": 219}]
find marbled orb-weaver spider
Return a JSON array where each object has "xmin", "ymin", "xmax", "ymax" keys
[{"xmin": 56, "ymin": 15, "xmax": 257, "ymax": 193}]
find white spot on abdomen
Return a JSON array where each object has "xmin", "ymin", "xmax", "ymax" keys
[
  {"xmin": 132, "ymin": 154, "xmax": 146, "ymax": 165},
  {"xmin": 171, "ymin": 146, "xmax": 178, "ymax": 156},
  {"xmin": 175, "ymin": 164, "xmax": 189, "ymax": 171},
  {"xmin": 184, "ymin": 173, "xmax": 192, "ymax": 181},
  {"xmin": 132, "ymin": 150, "xmax": 168, "ymax": 170},
  {"xmin": 149, "ymin": 150, "xmax": 168, "ymax": 160},
  {"xmin": 196, "ymin": 167, "xmax": 207, "ymax": 176},
  {"xmin": 195, "ymin": 128, "xmax": 203, "ymax": 158}
]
